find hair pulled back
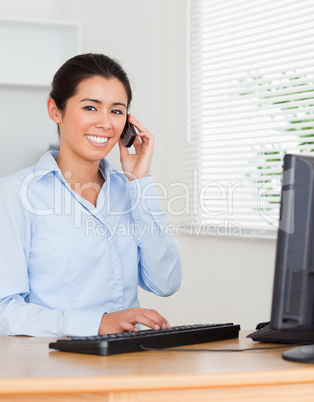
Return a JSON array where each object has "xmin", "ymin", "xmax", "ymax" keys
[{"xmin": 49, "ymin": 53, "xmax": 132, "ymax": 113}]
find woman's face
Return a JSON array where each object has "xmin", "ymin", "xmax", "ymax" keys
[{"xmin": 52, "ymin": 75, "xmax": 128, "ymax": 163}]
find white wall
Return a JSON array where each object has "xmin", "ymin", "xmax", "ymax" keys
[{"xmin": 0, "ymin": 0, "xmax": 277, "ymax": 330}]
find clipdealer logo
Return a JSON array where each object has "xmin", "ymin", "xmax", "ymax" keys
[{"xmin": 19, "ymin": 166, "xmax": 245, "ymax": 236}]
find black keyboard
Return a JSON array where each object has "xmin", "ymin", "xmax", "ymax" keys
[{"xmin": 49, "ymin": 323, "xmax": 240, "ymax": 356}]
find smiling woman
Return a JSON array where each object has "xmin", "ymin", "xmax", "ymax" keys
[{"xmin": 0, "ymin": 53, "xmax": 182, "ymax": 337}]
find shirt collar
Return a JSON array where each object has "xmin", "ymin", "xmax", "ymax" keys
[
  {"xmin": 32, "ymin": 150, "xmax": 119, "ymax": 184},
  {"xmin": 32, "ymin": 151, "xmax": 61, "ymax": 183}
]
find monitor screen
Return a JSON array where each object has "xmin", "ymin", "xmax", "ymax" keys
[{"xmin": 270, "ymin": 153, "xmax": 314, "ymax": 362}]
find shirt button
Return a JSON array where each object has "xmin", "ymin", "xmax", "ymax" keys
[
  {"xmin": 114, "ymin": 270, "xmax": 118, "ymax": 275},
  {"xmin": 108, "ymin": 237, "xmax": 113, "ymax": 242}
]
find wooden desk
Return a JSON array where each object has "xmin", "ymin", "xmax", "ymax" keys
[{"xmin": 1, "ymin": 330, "xmax": 314, "ymax": 401}]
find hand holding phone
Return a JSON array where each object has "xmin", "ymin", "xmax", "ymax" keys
[
  {"xmin": 120, "ymin": 118, "xmax": 137, "ymax": 148},
  {"xmin": 119, "ymin": 114, "xmax": 154, "ymax": 180}
]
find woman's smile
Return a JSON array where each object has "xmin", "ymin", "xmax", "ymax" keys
[{"xmin": 85, "ymin": 134, "xmax": 109, "ymax": 146}]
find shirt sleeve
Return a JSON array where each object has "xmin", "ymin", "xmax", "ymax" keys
[
  {"xmin": 0, "ymin": 177, "xmax": 103, "ymax": 337},
  {"xmin": 126, "ymin": 176, "xmax": 182, "ymax": 296}
]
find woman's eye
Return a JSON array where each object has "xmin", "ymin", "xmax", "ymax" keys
[
  {"xmin": 111, "ymin": 109, "xmax": 123, "ymax": 115},
  {"xmin": 83, "ymin": 106, "xmax": 96, "ymax": 111}
]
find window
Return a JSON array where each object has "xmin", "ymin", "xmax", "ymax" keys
[{"xmin": 184, "ymin": 0, "xmax": 314, "ymax": 238}]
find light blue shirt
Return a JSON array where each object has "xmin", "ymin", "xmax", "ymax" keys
[{"xmin": 0, "ymin": 151, "xmax": 181, "ymax": 337}]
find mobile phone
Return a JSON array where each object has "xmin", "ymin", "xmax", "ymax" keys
[{"xmin": 121, "ymin": 120, "xmax": 137, "ymax": 148}]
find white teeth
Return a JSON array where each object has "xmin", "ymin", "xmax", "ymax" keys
[{"xmin": 85, "ymin": 135, "xmax": 108, "ymax": 144}]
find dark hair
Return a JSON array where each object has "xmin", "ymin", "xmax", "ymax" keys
[{"xmin": 49, "ymin": 53, "xmax": 132, "ymax": 114}]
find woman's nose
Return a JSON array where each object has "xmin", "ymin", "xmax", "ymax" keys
[{"xmin": 96, "ymin": 112, "xmax": 112, "ymax": 130}]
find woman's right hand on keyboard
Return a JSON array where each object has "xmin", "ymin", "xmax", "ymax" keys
[{"xmin": 98, "ymin": 308, "xmax": 171, "ymax": 334}]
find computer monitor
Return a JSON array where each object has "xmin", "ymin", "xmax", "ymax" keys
[{"xmin": 270, "ymin": 153, "xmax": 314, "ymax": 363}]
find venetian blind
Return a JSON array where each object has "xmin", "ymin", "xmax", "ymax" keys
[{"xmin": 184, "ymin": 0, "xmax": 314, "ymax": 238}]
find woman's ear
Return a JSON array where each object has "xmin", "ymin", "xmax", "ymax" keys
[{"xmin": 47, "ymin": 98, "xmax": 62, "ymax": 123}]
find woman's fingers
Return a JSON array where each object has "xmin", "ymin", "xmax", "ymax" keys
[
  {"xmin": 119, "ymin": 321, "xmax": 139, "ymax": 332},
  {"xmin": 99, "ymin": 308, "xmax": 171, "ymax": 334},
  {"xmin": 131, "ymin": 309, "xmax": 169, "ymax": 330},
  {"xmin": 118, "ymin": 114, "xmax": 155, "ymax": 180}
]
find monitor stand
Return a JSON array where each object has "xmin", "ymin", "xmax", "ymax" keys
[{"xmin": 283, "ymin": 345, "xmax": 314, "ymax": 363}]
